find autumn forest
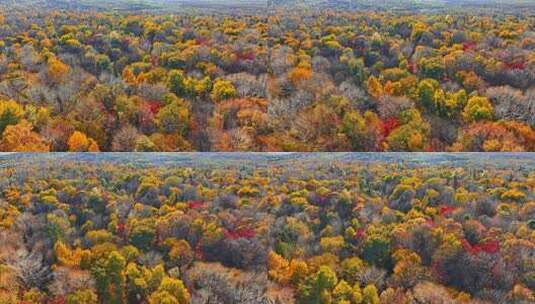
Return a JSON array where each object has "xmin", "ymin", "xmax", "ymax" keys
[
  {"xmin": 1, "ymin": 1, "xmax": 535, "ymax": 304},
  {"xmin": 0, "ymin": 1, "xmax": 535, "ymax": 151},
  {"xmin": 0, "ymin": 153, "xmax": 534, "ymax": 303}
]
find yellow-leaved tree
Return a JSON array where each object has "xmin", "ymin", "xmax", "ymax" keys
[
  {"xmin": 67, "ymin": 131, "xmax": 100, "ymax": 152},
  {"xmin": 1, "ymin": 120, "xmax": 49, "ymax": 152}
]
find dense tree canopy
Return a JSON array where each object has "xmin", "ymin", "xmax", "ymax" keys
[
  {"xmin": 0, "ymin": 4, "xmax": 534, "ymax": 151},
  {"xmin": 0, "ymin": 153, "xmax": 534, "ymax": 303}
]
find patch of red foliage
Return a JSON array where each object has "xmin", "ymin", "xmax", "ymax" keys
[
  {"xmin": 196, "ymin": 37, "xmax": 209, "ymax": 46},
  {"xmin": 224, "ymin": 228, "xmax": 256, "ymax": 240},
  {"xmin": 146, "ymin": 101, "xmax": 162, "ymax": 115},
  {"xmin": 477, "ymin": 241, "xmax": 500, "ymax": 254},
  {"xmin": 117, "ymin": 222, "xmax": 125, "ymax": 232},
  {"xmin": 151, "ymin": 56, "xmax": 159, "ymax": 66},
  {"xmin": 138, "ymin": 102, "xmax": 157, "ymax": 130},
  {"xmin": 439, "ymin": 206, "xmax": 455, "ymax": 216},
  {"xmin": 353, "ymin": 228, "xmax": 365, "ymax": 240},
  {"xmin": 463, "ymin": 42, "xmax": 476, "ymax": 51},
  {"xmin": 382, "ymin": 117, "xmax": 400, "ymax": 138},
  {"xmin": 188, "ymin": 201, "xmax": 206, "ymax": 209},
  {"xmin": 117, "ymin": 222, "xmax": 127, "ymax": 240},
  {"xmin": 236, "ymin": 50, "xmax": 256, "ymax": 61},
  {"xmin": 462, "ymin": 239, "xmax": 500, "ymax": 255},
  {"xmin": 408, "ymin": 60, "xmax": 417, "ymax": 74},
  {"xmin": 505, "ymin": 61, "xmax": 526, "ymax": 70}
]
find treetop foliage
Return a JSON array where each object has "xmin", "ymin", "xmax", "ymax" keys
[
  {"xmin": 0, "ymin": 153, "xmax": 534, "ymax": 303},
  {"xmin": 0, "ymin": 3, "xmax": 534, "ymax": 151}
]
